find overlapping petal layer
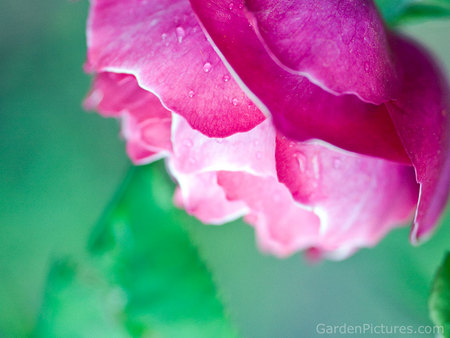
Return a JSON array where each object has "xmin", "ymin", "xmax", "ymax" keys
[
  {"xmin": 87, "ymin": 0, "xmax": 264, "ymax": 138},
  {"xmin": 386, "ymin": 35, "xmax": 450, "ymax": 242},
  {"xmin": 188, "ymin": 0, "xmax": 449, "ymax": 242},
  {"xmin": 167, "ymin": 113, "xmax": 418, "ymax": 258},
  {"xmin": 276, "ymin": 136, "xmax": 419, "ymax": 257},
  {"xmin": 188, "ymin": 0, "xmax": 410, "ymax": 163},
  {"xmin": 244, "ymin": 0, "xmax": 400, "ymax": 103}
]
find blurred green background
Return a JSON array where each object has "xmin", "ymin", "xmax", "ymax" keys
[{"xmin": 0, "ymin": 0, "xmax": 449, "ymax": 337}]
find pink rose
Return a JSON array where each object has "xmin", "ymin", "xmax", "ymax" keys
[{"xmin": 84, "ymin": 0, "xmax": 449, "ymax": 259}]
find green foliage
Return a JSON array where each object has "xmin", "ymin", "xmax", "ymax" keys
[
  {"xmin": 430, "ymin": 253, "xmax": 450, "ymax": 337},
  {"xmin": 35, "ymin": 163, "xmax": 238, "ymax": 338},
  {"xmin": 375, "ymin": 0, "xmax": 450, "ymax": 26}
]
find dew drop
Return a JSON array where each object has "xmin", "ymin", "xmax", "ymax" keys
[
  {"xmin": 232, "ymin": 98, "xmax": 238, "ymax": 106},
  {"xmin": 229, "ymin": 2, "xmax": 234, "ymax": 10},
  {"xmin": 222, "ymin": 74, "xmax": 230, "ymax": 82},
  {"xmin": 175, "ymin": 26, "xmax": 185, "ymax": 43},
  {"xmin": 161, "ymin": 33, "xmax": 169, "ymax": 46},
  {"xmin": 188, "ymin": 90, "xmax": 195, "ymax": 98},
  {"xmin": 364, "ymin": 62, "xmax": 369, "ymax": 72},
  {"xmin": 203, "ymin": 62, "xmax": 212, "ymax": 73}
]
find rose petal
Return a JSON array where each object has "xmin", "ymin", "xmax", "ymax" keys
[
  {"xmin": 217, "ymin": 171, "xmax": 321, "ymax": 257},
  {"xmin": 170, "ymin": 112, "xmax": 418, "ymax": 258},
  {"xmin": 168, "ymin": 164, "xmax": 249, "ymax": 225},
  {"xmin": 386, "ymin": 35, "xmax": 450, "ymax": 242},
  {"xmin": 125, "ymin": 141, "xmax": 160, "ymax": 165},
  {"xmin": 276, "ymin": 136, "xmax": 419, "ymax": 255},
  {"xmin": 86, "ymin": 0, "xmax": 264, "ymax": 137},
  {"xmin": 170, "ymin": 113, "xmax": 276, "ymax": 177},
  {"xmin": 85, "ymin": 72, "xmax": 172, "ymax": 164},
  {"xmin": 244, "ymin": 0, "xmax": 400, "ymax": 104},
  {"xmin": 188, "ymin": 0, "xmax": 409, "ymax": 163}
]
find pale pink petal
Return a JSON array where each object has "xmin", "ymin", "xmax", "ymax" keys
[
  {"xmin": 170, "ymin": 114, "xmax": 419, "ymax": 258},
  {"xmin": 245, "ymin": 0, "xmax": 400, "ymax": 104},
  {"xmin": 122, "ymin": 114, "xmax": 172, "ymax": 164},
  {"xmin": 276, "ymin": 136, "xmax": 419, "ymax": 256},
  {"xmin": 170, "ymin": 113, "xmax": 276, "ymax": 177},
  {"xmin": 86, "ymin": 0, "xmax": 264, "ymax": 137},
  {"xmin": 386, "ymin": 35, "xmax": 450, "ymax": 242},
  {"xmin": 217, "ymin": 171, "xmax": 321, "ymax": 257},
  {"xmin": 188, "ymin": 0, "xmax": 409, "ymax": 163},
  {"xmin": 168, "ymin": 164, "xmax": 249, "ymax": 225}
]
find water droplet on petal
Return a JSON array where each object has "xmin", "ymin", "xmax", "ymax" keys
[
  {"xmin": 364, "ymin": 62, "xmax": 369, "ymax": 72},
  {"xmin": 222, "ymin": 74, "xmax": 230, "ymax": 82},
  {"xmin": 229, "ymin": 2, "xmax": 234, "ymax": 10},
  {"xmin": 175, "ymin": 26, "xmax": 185, "ymax": 43},
  {"xmin": 161, "ymin": 33, "xmax": 167, "ymax": 40},
  {"xmin": 203, "ymin": 62, "xmax": 212, "ymax": 73},
  {"xmin": 232, "ymin": 98, "xmax": 238, "ymax": 106},
  {"xmin": 188, "ymin": 90, "xmax": 195, "ymax": 98}
]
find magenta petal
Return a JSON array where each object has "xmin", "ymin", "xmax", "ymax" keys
[
  {"xmin": 245, "ymin": 0, "xmax": 400, "ymax": 104},
  {"xmin": 188, "ymin": 0, "xmax": 409, "ymax": 163},
  {"xmin": 276, "ymin": 136, "xmax": 419, "ymax": 255},
  {"xmin": 86, "ymin": 0, "xmax": 264, "ymax": 137},
  {"xmin": 85, "ymin": 72, "xmax": 171, "ymax": 120},
  {"xmin": 386, "ymin": 35, "xmax": 450, "ymax": 242}
]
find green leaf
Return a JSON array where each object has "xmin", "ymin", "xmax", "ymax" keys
[
  {"xmin": 375, "ymin": 0, "xmax": 450, "ymax": 26},
  {"xmin": 34, "ymin": 259, "xmax": 128, "ymax": 338},
  {"xmin": 429, "ymin": 253, "xmax": 450, "ymax": 337},
  {"xmin": 36, "ymin": 162, "xmax": 238, "ymax": 338}
]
